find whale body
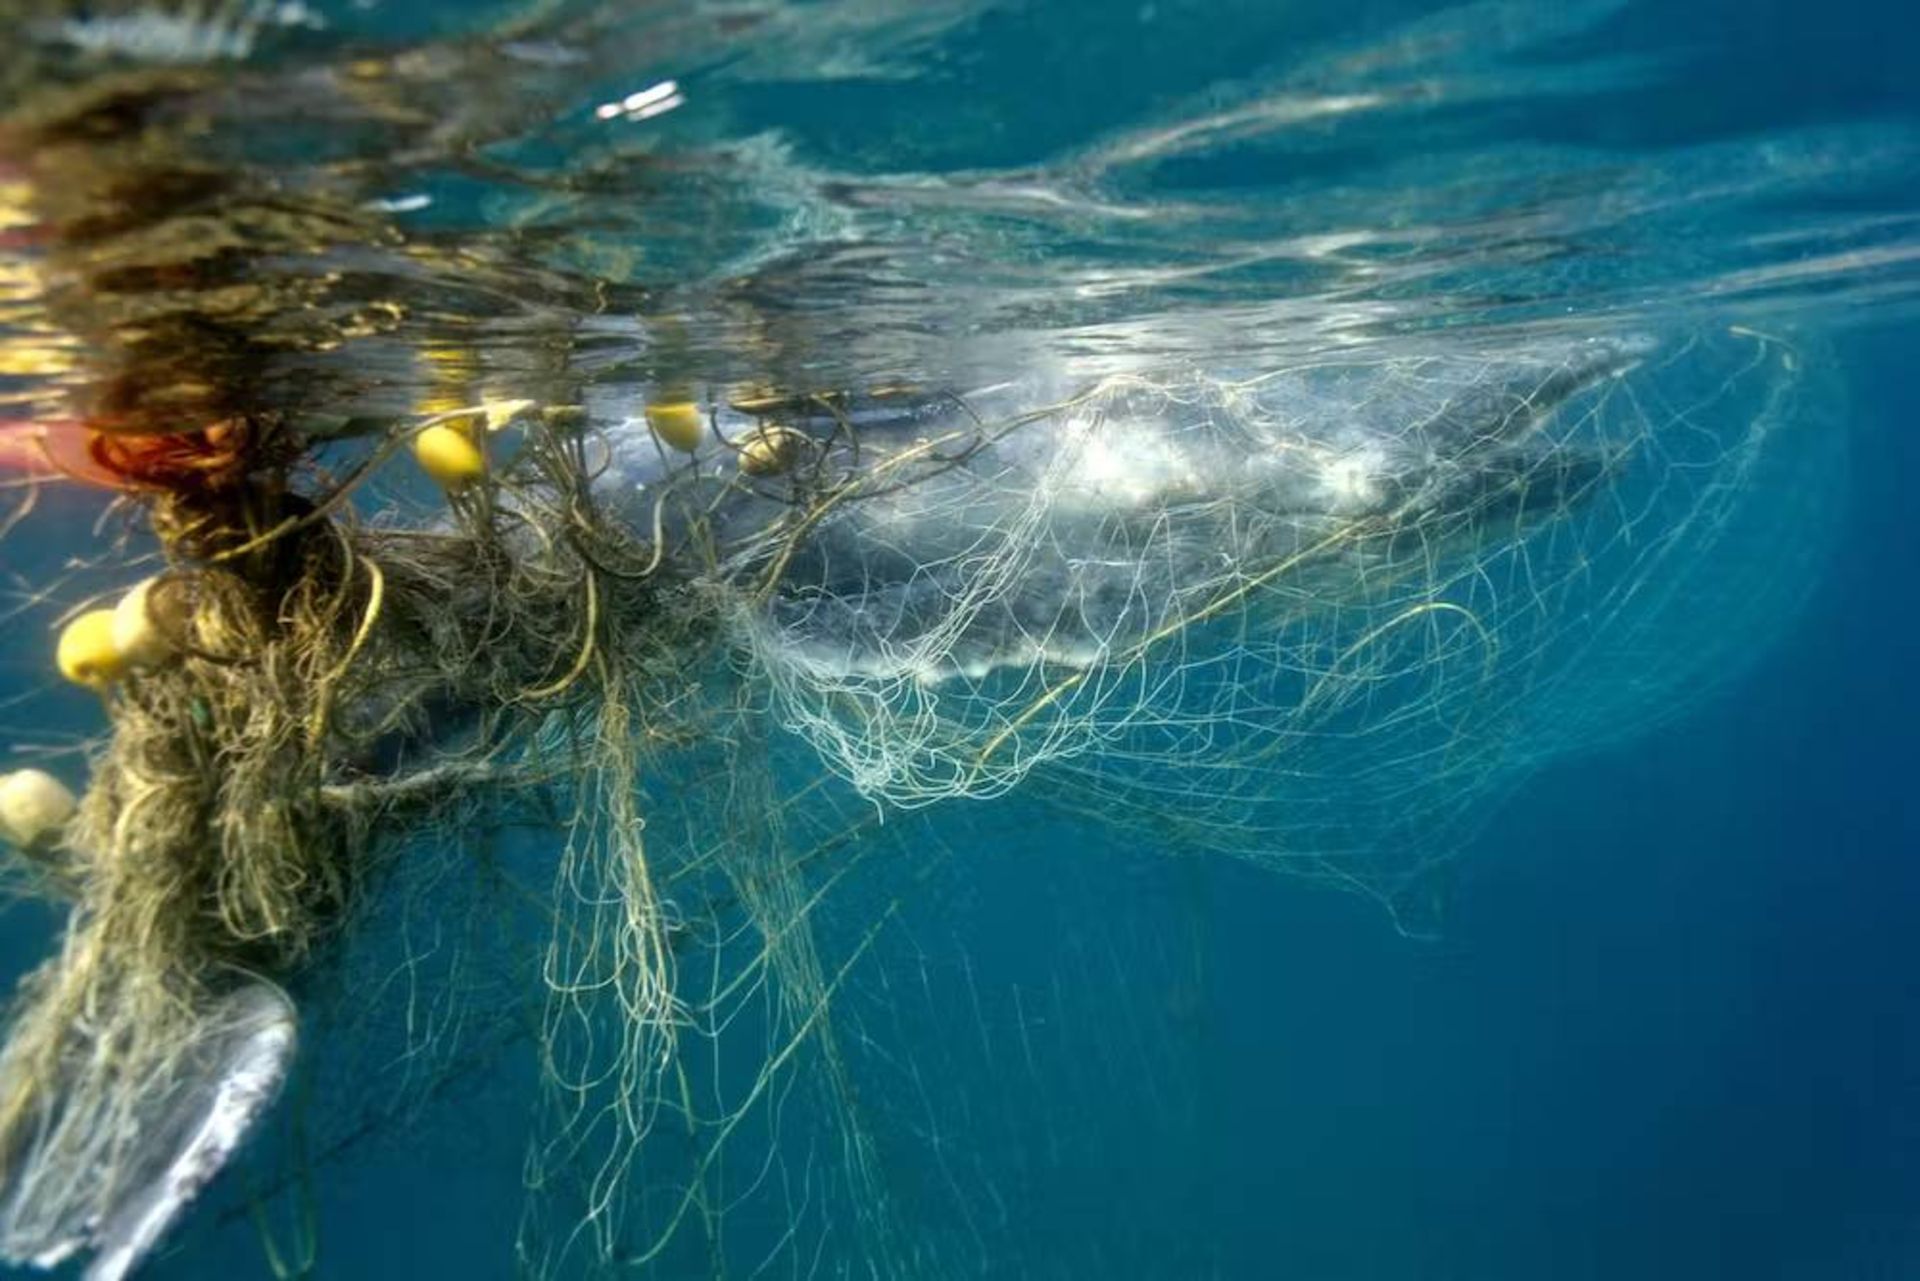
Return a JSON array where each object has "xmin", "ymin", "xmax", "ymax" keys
[{"xmin": 599, "ymin": 338, "xmax": 1645, "ymax": 682}]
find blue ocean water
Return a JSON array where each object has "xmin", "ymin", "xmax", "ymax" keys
[
  {"xmin": 0, "ymin": 0, "xmax": 1914, "ymax": 1278},
  {"xmin": 1188, "ymin": 326, "xmax": 1920, "ymax": 1281}
]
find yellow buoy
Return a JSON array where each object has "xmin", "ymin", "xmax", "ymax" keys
[
  {"xmin": 645, "ymin": 401, "xmax": 706, "ymax": 453},
  {"xmin": 412, "ymin": 423, "xmax": 486, "ymax": 491},
  {"xmin": 111, "ymin": 576, "xmax": 177, "ymax": 670},
  {"xmin": 56, "ymin": 609, "xmax": 126, "ymax": 688},
  {"xmin": 737, "ymin": 425, "xmax": 807, "ymax": 477},
  {"xmin": 0, "ymin": 768, "xmax": 75, "ymax": 848}
]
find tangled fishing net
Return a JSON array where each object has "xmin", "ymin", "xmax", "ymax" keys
[
  {"xmin": 0, "ymin": 23, "xmax": 1847, "ymax": 1281},
  {"xmin": 0, "ymin": 318, "xmax": 1837, "ymax": 1278}
]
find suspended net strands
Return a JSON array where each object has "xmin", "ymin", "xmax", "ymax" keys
[
  {"xmin": 0, "ymin": 16, "xmax": 1854, "ymax": 1278},
  {"xmin": 733, "ymin": 331, "xmax": 1832, "ymax": 881},
  {"xmin": 0, "ymin": 319, "xmax": 1839, "ymax": 1278}
]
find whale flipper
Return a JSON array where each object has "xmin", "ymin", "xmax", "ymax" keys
[{"xmin": 0, "ymin": 978, "xmax": 296, "ymax": 1280}]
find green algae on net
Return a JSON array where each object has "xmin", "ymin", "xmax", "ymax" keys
[{"xmin": 0, "ymin": 15, "xmax": 1851, "ymax": 1281}]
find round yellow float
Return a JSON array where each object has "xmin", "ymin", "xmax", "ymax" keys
[
  {"xmin": 413, "ymin": 423, "xmax": 486, "ymax": 490},
  {"xmin": 645, "ymin": 401, "xmax": 706, "ymax": 453},
  {"xmin": 56, "ymin": 609, "xmax": 126, "ymax": 688},
  {"xmin": 0, "ymin": 768, "xmax": 75, "ymax": 848},
  {"xmin": 110, "ymin": 576, "xmax": 176, "ymax": 670},
  {"xmin": 737, "ymin": 425, "xmax": 806, "ymax": 477}
]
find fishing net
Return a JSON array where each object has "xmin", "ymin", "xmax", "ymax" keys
[
  {"xmin": 722, "ymin": 331, "xmax": 1836, "ymax": 915},
  {"xmin": 0, "ymin": 20, "xmax": 1848, "ymax": 1281},
  {"xmin": 0, "ymin": 318, "xmax": 1836, "ymax": 1278}
]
